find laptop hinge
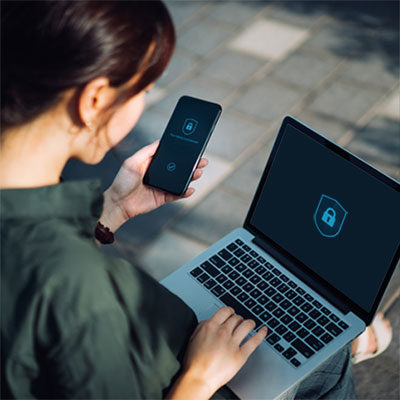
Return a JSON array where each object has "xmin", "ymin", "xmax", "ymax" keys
[{"xmin": 252, "ymin": 237, "xmax": 351, "ymax": 315}]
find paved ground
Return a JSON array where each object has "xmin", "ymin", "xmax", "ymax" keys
[{"xmin": 63, "ymin": 1, "xmax": 400, "ymax": 399}]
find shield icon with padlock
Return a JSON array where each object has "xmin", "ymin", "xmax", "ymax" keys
[
  {"xmin": 313, "ymin": 194, "xmax": 348, "ymax": 238},
  {"xmin": 182, "ymin": 118, "xmax": 198, "ymax": 135}
]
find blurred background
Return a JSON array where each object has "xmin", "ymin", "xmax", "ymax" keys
[{"xmin": 63, "ymin": 1, "xmax": 399, "ymax": 398}]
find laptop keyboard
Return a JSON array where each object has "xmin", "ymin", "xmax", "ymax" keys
[{"xmin": 189, "ymin": 238, "xmax": 349, "ymax": 368}]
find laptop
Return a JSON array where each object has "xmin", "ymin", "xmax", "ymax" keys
[{"xmin": 161, "ymin": 116, "xmax": 400, "ymax": 399}]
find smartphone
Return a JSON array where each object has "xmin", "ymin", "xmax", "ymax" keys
[{"xmin": 143, "ymin": 95, "xmax": 222, "ymax": 196}]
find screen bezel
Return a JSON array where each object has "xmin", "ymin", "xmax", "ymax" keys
[{"xmin": 244, "ymin": 116, "xmax": 400, "ymax": 325}]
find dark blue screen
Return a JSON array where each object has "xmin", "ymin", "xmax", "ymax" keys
[{"xmin": 250, "ymin": 124, "xmax": 400, "ymax": 312}]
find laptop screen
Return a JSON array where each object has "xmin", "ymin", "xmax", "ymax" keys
[{"xmin": 247, "ymin": 118, "xmax": 400, "ymax": 315}]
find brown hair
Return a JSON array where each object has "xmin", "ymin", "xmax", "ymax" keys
[{"xmin": 1, "ymin": 0, "xmax": 175, "ymax": 129}]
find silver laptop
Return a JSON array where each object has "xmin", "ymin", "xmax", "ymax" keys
[{"xmin": 162, "ymin": 116, "xmax": 400, "ymax": 399}]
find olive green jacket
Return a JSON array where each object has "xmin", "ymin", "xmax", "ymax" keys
[{"xmin": 1, "ymin": 180, "xmax": 198, "ymax": 399}]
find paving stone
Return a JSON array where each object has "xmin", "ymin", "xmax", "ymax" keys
[
  {"xmin": 222, "ymin": 145, "xmax": 272, "ymax": 201},
  {"xmin": 154, "ymin": 77, "xmax": 233, "ymax": 114},
  {"xmin": 346, "ymin": 116, "xmax": 400, "ymax": 167},
  {"xmin": 206, "ymin": 110, "xmax": 268, "ymax": 161},
  {"xmin": 184, "ymin": 153, "xmax": 233, "ymax": 208},
  {"xmin": 157, "ymin": 49, "xmax": 198, "ymax": 88},
  {"xmin": 340, "ymin": 56, "xmax": 399, "ymax": 91},
  {"xmin": 177, "ymin": 20, "xmax": 232, "ymax": 57},
  {"xmin": 232, "ymin": 79, "xmax": 304, "ymax": 122},
  {"xmin": 307, "ymin": 80, "xmax": 384, "ymax": 123},
  {"xmin": 200, "ymin": 50, "xmax": 267, "ymax": 86},
  {"xmin": 295, "ymin": 110, "xmax": 350, "ymax": 142},
  {"xmin": 115, "ymin": 202, "xmax": 183, "ymax": 250},
  {"xmin": 165, "ymin": 1, "xmax": 209, "ymax": 31},
  {"xmin": 377, "ymin": 91, "xmax": 400, "ymax": 120},
  {"xmin": 229, "ymin": 19, "xmax": 310, "ymax": 61},
  {"xmin": 270, "ymin": 50, "xmax": 340, "ymax": 90},
  {"xmin": 137, "ymin": 230, "xmax": 207, "ymax": 281},
  {"xmin": 172, "ymin": 189, "xmax": 249, "ymax": 245},
  {"xmin": 208, "ymin": 1, "xmax": 265, "ymax": 27}
]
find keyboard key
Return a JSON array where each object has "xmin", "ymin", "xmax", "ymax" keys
[
  {"xmin": 248, "ymin": 260, "xmax": 260, "ymax": 269},
  {"xmin": 297, "ymin": 328, "xmax": 308, "ymax": 338},
  {"xmin": 285, "ymin": 289, "xmax": 297, "ymax": 299},
  {"xmin": 292, "ymin": 338, "xmax": 315, "ymax": 358},
  {"xmin": 211, "ymin": 285, "xmax": 225, "ymax": 297},
  {"xmin": 235, "ymin": 276, "xmax": 246, "ymax": 286},
  {"xmin": 236, "ymin": 263, "xmax": 246, "ymax": 272},
  {"xmin": 289, "ymin": 321, "xmax": 301, "ymax": 332},
  {"xmin": 250, "ymin": 275, "xmax": 261, "ymax": 285},
  {"xmin": 276, "ymin": 324, "xmax": 288, "ymax": 335},
  {"xmin": 291, "ymin": 358, "xmax": 301, "ymax": 367},
  {"xmin": 284, "ymin": 332, "xmax": 296, "ymax": 342},
  {"xmin": 326, "ymin": 322, "xmax": 343, "ymax": 337},
  {"xmin": 265, "ymin": 287, "xmax": 276, "ymax": 297},
  {"xmin": 258, "ymin": 295, "xmax": 268, "ymax": 305},
  {"xmin": 216, "ymin": 274, "xmax": 227, "ymax": 283},
  {"xmin": 197, "ymin": 273, "xmax": 209, "ymax": 283},
  {"xmin": 252, "ymin": 305, "xmax": 264, "ymax": 315},
  {"xmin": 339, "ymin": 321, "xmax": 349, "ymax": 330},
  {"xmin": 241, "ymin": 254, "xmax": 252, "ymax": 263},
  {"xmin": 223, "ymin": 280, "xmax": 234, "ymax": 289},
  {"xmin": 265, "ymin": 262, "xmax": 274, "ymax": 270},
  {"xmin": 255, "ymin": 266, "xmax": 266, "ymax": 275},
  {"xmin": 305, "ymin": 335, "xmax": 324, "ymax": 351},
  {"xmin": 202, "ymin": 262, "xmax": 219, "ymax": 277},
  {"xmin": 234, "ymin": 248, "xmax": 245, "ymax": 257},
  {"xmin": 304, "ymin": 294, "xmax": 314, "ymax": 302},
  {"xmin": 288, "ymin": 306, "xmax": 300, "ymax": 316},
  {"xmin": 293, "ymin": 295, "xmax": 305, "ymax": 306},
  {"xmin": 257, "ymin": 281, "xmax": 268, "ymax": 291},
  {"xmin": 235, "ymin": 239, "xmax": 244, "ymax": 245},
  {"xmin": 304, "ymin": 319, "xmax": 317, "ymax": 330},
  {"xmin": 280, "ymin": 300, "xmax": 291, "ymax": 310},
  {"xmin": 250, "ymin": 288, "xmax": 262, "ymax": 299},
  {"xmin": 210, "ymin": 255, "xmax": 225, "ymax": 268},
  {"xmin": 250, "ymin": 250, "xmax": 258, "ymax": 258},
  {"xmin": 275, "ymin": 343, "xmax": 284, "ymax": 352},
  {"xmin": 321, "ymin": 333, "xmax": 334, "ymax": 344},
  {"xmin": 301, "ymin": 302, "xmax": 313, "ymax": 313},
  {"xmin": 288, "ymin": 280, "xmax": 297, "ymax": 289},
  {"xmin": 273, "ymin": 308, "xmax": 284, "ymax": 318},
  {"xmin": 243, "ymin": 283, "xmax": 255, "ymax": 293},
  {"xmin": 317, "ymin": 316, "xmax": 330, "ymax": 326},
  {"xmin": 280, "ymin": 274, "xmax": 289, "ymax": 282},
  {"xmin": 263, "ymin": 271, "xmax": 274, "ymax": 281},
  {"xmin": 243, "ymin": 269, "xmax": 254, "ymax": 279},
  {"xmin": 270, "ymin": 278, "xmax": 281, "ymax": 287},
  {"xmin": 238, "ymin": 292, "xmax": 249, "ymax": 302},
  {"xmin": 230, "ymin": 286, "xmax": 241, "ymax": 296},
  {"xmin": 266, "ymin": 301, "xmax": 277, "ymax": 311},
  {"xmin": 204, "ymin": 279, "xmax": 217, "ymax": 289},
  {"xmin": 190, "ymin": 267, "xmax": 202, "ymax": 277},
  {"xmin": 282, "ymin": 347, "xmax": 297, "ymax": 359},
  {"xmin": 245, "ymin": 299, "xmax": 256, "ymax": 308},
  {"xmin": 218, "ymin": 249, "xmax": 232, "ymax": 261},
  {"xmin": 220, "ymin": 293, "xmax": 262, "ymax": 329},
  {"xmin": 296, "ymin": 312, "xmax": 308, "ymax": 323},
  {"xmin": 227, "ymin": 243, "xmax": 238, "ymax": 252},
  {"xmin": 280, "ymin": 314, "xmax": 293, "ymax": 325},
  {"xmin": 312, "ymin": 326, "xmax": 324, "ymax": 337},
  {"xmin": 296, "ymin": 287, "xmax": 306, "ymax": 295},
  {"xmin": 272, "ymin": 268, "xmax": 281, "ymax": 276},
  {"xmin": 222, "ymin": 265, "xmax": 233, "ymax": 274},
  {"xmin": 257, "ymin": 256, "xmax": 266, "ymax": 263},
  {"xmin": 260, "ymin": 311, "xmax": 271, "ymax": 322},
  {"xmin": 321, "ymin": 307, "xmax": 330, "ymax": 315},
  {"xmin": 277, "ymin": 283, "xmax": 290, "ymax": 293},
  {"xmin": 267, "ymin": 318, "xmax": 280, "ymax": 329},
  {"xmin": 330, "ymin": 314, "xmax": 339, "ymax": 323},
  {"xmin": 267, "ymin": 333, "xmax": 280, "ymax": 345},
  {"xmin": 312, "ymin": 300, "xmax": 322, "ymax": 308},
  {"xmin": 243, "ymin": 244, "xmax": 251, "ymax": 252},
  {"xmin": 309, "ymin": 309, "xmax": 321, "ymax": 319},
  {"xmin": 228, "ymin": 257, "xmax": 240, "ymax": 266},
  {"xmin": 228, "ymin": 271, "xmax": 239, "ymax": 280},
  {"xmin": 272, "ymin": 293, "xmax": 284, "ymax": 303}
]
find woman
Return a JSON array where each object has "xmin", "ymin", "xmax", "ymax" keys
[{"xmin": 1, "ymin": 1, "xmax": 380, "ymax": 399}]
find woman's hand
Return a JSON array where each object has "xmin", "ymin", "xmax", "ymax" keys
[
  {"xmin": 167, "ymin": 307, "xmax": 267, "ymax": 400},
  {"xmin": 100, "ymin": 141, "xmax": 208, "ymax": 232}
]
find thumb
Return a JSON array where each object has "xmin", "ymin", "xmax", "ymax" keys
[{"xmin": 124, "ymin": 140, "xmax": 160, "ymax": 172}]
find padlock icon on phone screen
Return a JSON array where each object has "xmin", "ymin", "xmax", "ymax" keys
[{"xmin": 182, "ymin": 118, "xmax": 198, "ymax": 135}]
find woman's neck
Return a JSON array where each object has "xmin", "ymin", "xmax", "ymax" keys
[{"xmin": 0, "ymin": 114, "xmax": 71, "ymax": 189}]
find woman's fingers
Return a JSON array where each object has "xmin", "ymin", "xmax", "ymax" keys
[
  {"xmin": 209, "ymin": 306, "xmax": 235, "ymax": 325},
  {"xmin": 197, "ymin": 158, "xmax": 208, "ymax": 169},
  {"xmin": 233, "ymin": 319, "xmax": 257, "ymax": 343},
  {"xmin": 240, "ymin": 326, "xmax": 268, "ymax": 359},
  {"xmin": 223, "ymin": 314, "xmax": 244, "ymax": 333}
]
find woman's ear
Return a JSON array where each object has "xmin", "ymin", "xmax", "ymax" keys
[{"xmin": 78, "ymin": 77, "xmax": 115, "ymax": 128}]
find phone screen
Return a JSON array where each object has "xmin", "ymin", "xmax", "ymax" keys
[{"xmin": 143, "ymin": 96, "xmax": 222, "ymax": 195}]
